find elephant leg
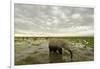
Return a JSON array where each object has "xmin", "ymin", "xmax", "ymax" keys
[
  {"xmin": 58, "ymin": 48, "xmax": 62, "ymax": 54},
  {"xmin": 49, "ymin": 46, "xmax": 57, "ymax": 54},
  {"xmin": 53, "ymin": 49, "xmax": 57, "ymax": 53},
  {"xmin": 49, "ymin": 46, "xmax": 53, "ymax": 53}
]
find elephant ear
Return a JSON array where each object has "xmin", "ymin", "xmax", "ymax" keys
[
  {"xmin": 63, "ymin": 41, "xmax": 70, "ymax": 49},
  {"xmin": 57, "ymin": 39, "xmax": 66, "ymax": 47}
]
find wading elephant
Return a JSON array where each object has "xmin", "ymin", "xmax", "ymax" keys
[{"xmin": 49, "ymin": 39, "xmax": 73, "ymax": 60}]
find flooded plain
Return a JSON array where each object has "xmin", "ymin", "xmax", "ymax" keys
[{"xmin": 15, "ymin": 37, "xmax": 94, "ymax": 65}]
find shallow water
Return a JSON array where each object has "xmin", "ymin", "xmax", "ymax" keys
[{"xmin": 15, "ymin": 37, "xmax": 94, "ymax": 65}]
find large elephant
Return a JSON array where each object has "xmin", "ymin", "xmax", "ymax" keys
[{"xmin": 49, "ymin": 39, "xmax": 73, "ymax": 60}]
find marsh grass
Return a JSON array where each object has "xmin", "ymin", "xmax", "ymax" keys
[{"xmin": 15, "ymin": 37, "xmax": 94, "ymax": 65}]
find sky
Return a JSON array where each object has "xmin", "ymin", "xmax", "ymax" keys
[{"xmin": 14, "ymin": 3, "xmax": 94, "ymax": 37}]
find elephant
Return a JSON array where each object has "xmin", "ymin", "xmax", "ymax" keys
[{"xmin": 49, "ymin": 38, "xmax": 73, "ymax": 60}]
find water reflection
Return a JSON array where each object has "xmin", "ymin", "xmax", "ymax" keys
[{"xmin": 49, "ymin": 53, "xmax": 64, "ymax": 63}]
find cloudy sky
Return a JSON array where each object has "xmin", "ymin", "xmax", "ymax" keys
[{"xmin": 14, "ymin": 3, "xmax": 94, "ymax": 37}]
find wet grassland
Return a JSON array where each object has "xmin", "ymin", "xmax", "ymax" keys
[{"xmin": 15, "ymin": 37, "xmax": 94, "ymax": 65}]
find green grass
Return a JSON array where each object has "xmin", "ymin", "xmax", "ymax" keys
[{"xmin": 15, "ymin": 37, "xmax": 94, "ymax": 65}]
